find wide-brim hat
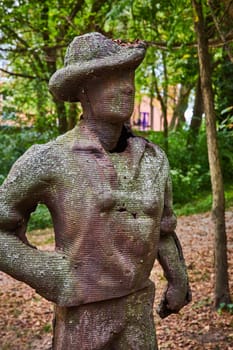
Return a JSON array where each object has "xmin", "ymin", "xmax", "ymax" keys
[{"xmin": 49, "ymin": 32, "xmax": 147, "ymax": 102}]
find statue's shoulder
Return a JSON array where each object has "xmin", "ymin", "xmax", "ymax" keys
[
  {"xmin": 29, "ymin": 127, "xmax": 79, "ymax": 159},
  {"xmin": 134, "ymin": 135, "xmax": 168, "ymax": 160},
  {"xmin": 55, "ymin": 127, "xmax": 77, "ymax": 147},
  {"xmin": 30, "ymin": 127, "xmax": 78, "ymax": 164},
  {"xmin": 7, "ymin": 128, "xmax": 77, "ymax": 178},
  {"xmin": 2, "ymin": 140, "xmax": 58, "ymax": 188},
  {"xmin": 11, "ymin": 140, "xmax": 55, "ymax": 170}
]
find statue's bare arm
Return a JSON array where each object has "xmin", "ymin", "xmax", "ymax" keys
[
  {"xmin": 157, "ymin": 175, "xmax": 191, "ymax": 318},
  {"xmin": 0, "ymin": 145, "xmax": 75, "ymax": 305}
]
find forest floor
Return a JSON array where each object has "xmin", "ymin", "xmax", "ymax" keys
[{"xmin": 0, "ymin": 210, "xmax": 233, "ymax": 350}]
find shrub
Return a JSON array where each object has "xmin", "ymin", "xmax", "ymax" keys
[
  {"xmin": 28, "ymin": 204, "xmax": 53, "ymax": 231},
  {"xmin": 218, "ymin": 129, "xmax": 233, "ymax": 182},
  {"xmin": 0, "ymin": 126, "xmax": 57, "ymax": 184},
  {"xmin": 0, "ymin": 126, "xmax": 56, "ymax": 230},
  {"xmin": 142, "ymin": 128, "xmax": 232, "ymax": 205}
]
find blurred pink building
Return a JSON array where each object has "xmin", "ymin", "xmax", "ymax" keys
[{"xmin": 132, "ymin": 92, "xmax": 176, "ymax": 131}]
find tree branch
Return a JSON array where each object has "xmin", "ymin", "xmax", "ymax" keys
[
  {"xmin": 144, "ymin": 36, "xmax": 233, "ymax": 50},
  {"xmin": 2, "ymin": 25, "xmax": 46, "ymax": 73},
  {"xmin": 57, "ymin": 0, "xmax": 85, "ymax": 39},
  {"xmin": 153, "ymin": 70, "xmax": 166, "ymax": 114},
  {"xmin": 208, "ymin": 0, "xmax": 233, "ymax": 62},
  {"xmin": 2, "ymin": 25, "xmax": 29, "ymax": 49},
  {"xmin": 69, "ymin": 1, "xmax": 85, "ymax": 21},
  {"xmin": 220, "ymin": 0, "xmax": 233, "ymax": 22},
  {"xmin": 0, "ymin": 68, "xmax": 47, "ymax": 81},
  {"xmin": 0, "ymin": 47, "xmax": 28, "ymax": 53}
]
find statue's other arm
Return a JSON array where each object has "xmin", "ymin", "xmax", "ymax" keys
[
  {"xmin": 157, "ymin": 174, "xmax": 191, "ymax": 318},
  {"xmin": 0, "ymin": 145, "xmax": 74, "ymax": 305}
]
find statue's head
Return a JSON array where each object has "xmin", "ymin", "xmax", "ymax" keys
[{"xmin": 49, "ymin": 32, "xmax": 147, "ymax": 103}]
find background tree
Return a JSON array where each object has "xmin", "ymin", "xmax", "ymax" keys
[
  {"xmin": 192, "ymin": 0, "xmax": 231, "ymax": 308},
  {"xmin": 105, "ymin": 0, "xmax": 196, "ymax": 151},
  {"xmin": 0, "ymin": 0, "xmax": 113, "ymax": 133},
  {"xmin": 105, "ymin": 0, "xmax": 232, "ymax": 309}
]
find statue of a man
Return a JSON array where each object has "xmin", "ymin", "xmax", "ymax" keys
[{"xmin": 0, "ymin": 33, "xmax": 191, "ymax": 349}]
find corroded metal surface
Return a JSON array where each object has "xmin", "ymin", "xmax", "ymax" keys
[{"xmin": 0, "ymin": 32, "xmax": 191, "ymax": 349}]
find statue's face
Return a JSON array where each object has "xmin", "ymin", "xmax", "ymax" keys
[{"xmin": 83, "ymin": 70, "xmax": 135, "ymax": 122}]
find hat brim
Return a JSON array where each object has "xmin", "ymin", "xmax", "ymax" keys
[{"xmin": 49, "ymin": 46, "xmax": 146, "ymax": 102}]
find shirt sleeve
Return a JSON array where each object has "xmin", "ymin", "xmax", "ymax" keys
[
  {"xmin": 0, "ymin": 144, "xmax": 51, "ymax": 241},
  {"xmin": 160, "ymin": 166, "xmax": 177, "ymax": 235}
]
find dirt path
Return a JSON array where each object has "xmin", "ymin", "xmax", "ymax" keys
[{"xmin": 0, "ymin": 211, "xmax": 233, "ymax": 349}]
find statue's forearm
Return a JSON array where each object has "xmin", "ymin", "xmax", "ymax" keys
[
  {"xmin": 157, "ymin": 232, "xmax": 191, "ymax": 318},
  {"xmin": 0, "ymin": 231, "xmax": 73, "ymax": 305},
  {"xmin": 158, "ymin": 232, "xmax": 188, "ymax": 285}
]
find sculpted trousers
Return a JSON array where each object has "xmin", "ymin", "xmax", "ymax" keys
[{"xmin": 53, "ymin": 281, "xmax": 157, "ymax": 350}]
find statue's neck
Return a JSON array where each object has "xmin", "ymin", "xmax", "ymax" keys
[{"xmin": 82, "ymin": 118, "xmax": 123, "ymax": 152}]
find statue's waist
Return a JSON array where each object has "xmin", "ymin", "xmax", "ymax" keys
[
  {"xmin": 53, "ymin": 215, "xmax": 159, "ymax": 306},
  {"xmin": 55, "ymin": 253, "xmax": 156, "ymax": 306}
]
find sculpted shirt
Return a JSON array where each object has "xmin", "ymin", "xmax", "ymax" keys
[{"xmin": 0, "ymin": 122, "xmax": 176, "ymax": 306}]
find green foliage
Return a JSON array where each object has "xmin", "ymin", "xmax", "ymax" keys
[
  {"xmin": 104, "ymin": 0, "xmax": 197, "ymax": 136},
  {"xmin": 0, "ymin": 0, "xmax": 113, "ymax": 133},
  {"xmin": 225, "ymin": 184, "xmax": 233, "ymax": 208},
  {"xmin": 214, "ymin": 52, "xmax": 233, "ymax": 129},
  {"xmin": 174, "ymin": 192, "xmax": 212, "ymax": 216},
  {"xmin": 218, "ymin": 302, "xmax": 233, "ymax": 315},
  {"xmin": 28, "ymin": 204, "xmax": 52, "ymax": 231},
  {"xmin": 43, "ymin": 322, "xmax": 52, "ymax": 333},
  {"xmin": 218, "ymin": 130, "xmax": 233, "ymax": 181},
  {"xmin": 170, "ymin": 165, "xmax": 207, "ymax": 204},
  {"xmin": 139, "ymin": 128, "xmax": 233, "ymax": 205},
  {"xmin": 0, "ymin": 126, "xmax": 57, "ymax": 184},
  {"xmin": 144, "ymin": 129, "xmax": 208, "ymax": 204},
  {"xmin": 0, "ymin": 127, "xmax": 54, "ymax": 230}
]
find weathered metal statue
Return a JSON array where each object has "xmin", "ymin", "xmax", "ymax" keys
[{"xmin": 0, "ymin": 33, "xmax": 191, "ymax": 349}]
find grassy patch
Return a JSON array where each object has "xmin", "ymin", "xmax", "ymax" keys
[
  {"xmin": 174, "ymin": 192, "xmax": 212, "ymax": 216},
  {"xmin": 43, "ymin": 323, "xmax": 52, "ymax": 333},
  {"xmin": 225, "ymin": 183, "xmax": 233, "ymax": 208},
  {"xmin": 174, "ymin": 183, "xmax": 233, "ymax": 216},
  {"xmin": 27, "ymin": 227, "xmax": 54, "ymax": 247}
]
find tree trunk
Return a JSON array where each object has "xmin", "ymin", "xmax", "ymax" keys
[
  {"xmin": 222, "ymin": 0, "xmax": 233, "ymax": 19},
  {"xmin": 68, "ymin": 103, "xmax": 78, "ymax": 130},
  {"xmin": 153, "ymin": 73, "xmax": 168, "ymax": 153},
  {"xmin": 163, "ymin": 109, "xmax": 169, "ymax": 154},
  {"xmin": 192, "ymin": 0, "xmax": 231, "ymax": 308},
  {"xmin": 150, "ymin": 93, "xmax": 154, "ymax": 130},
  {"xmin": 187, "ymin": 75, "xmax": 203, "ymax": 146},
  {"xmin": 35, "ymin": 81, "xmax": 48, "ymax": 132},
  {"xmin": 170, "ymin": 84, "xmax": 192, "ymax": 131},
  {"xmin": 55, "ymin": 100, "xmax": 68, "ymax": 134},
  {"xmin": 190, "ymin": 75, "xmax": 203, "ymax": 133}
]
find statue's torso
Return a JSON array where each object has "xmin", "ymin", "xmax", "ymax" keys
[
  {"xmin": 0, "ymin": 124, "xmax": 171, "ymax": 305},
  {"xmin": 39, "ymin": 125, "xmax": 169, "ymax": 304}
]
